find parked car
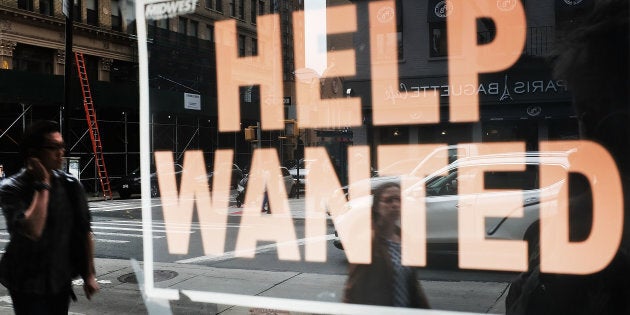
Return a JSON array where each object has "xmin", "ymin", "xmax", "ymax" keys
[
  {"xmin": 331, "ymin": 151, "xmax": 571, "ymax": 265},
  {"xmin": 116, "ymin": 164, "xmax": 184, "ymax": 199},
  {"xmin": 235, "ymin": 166, "xmax": 298, "ymax": 207}
]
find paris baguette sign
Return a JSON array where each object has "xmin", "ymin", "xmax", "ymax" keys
[{"xmin": 134, "ymin": 0, "xmax": 624, "ymax": 313}]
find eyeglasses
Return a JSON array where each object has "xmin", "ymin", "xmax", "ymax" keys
[
  {"xmin": 379, "ymin": 196, "xmax": 400, "ymax": 204},
  {"xmin": 41, "ymin": 142, "xmax": 66, "ymax": 151}
]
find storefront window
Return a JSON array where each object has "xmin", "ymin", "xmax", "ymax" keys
[
  {"xmin": 2, "ymin": 0, "xmax": 626, "ymax": 311},
  {"xmin": 130, "ymin": 0, "xmax": 630, "ymax": 313}
]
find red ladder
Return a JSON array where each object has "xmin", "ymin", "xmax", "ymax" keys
[{"xmin": 74, "ymin": 52, "xmax": 113, "ymax": 200}]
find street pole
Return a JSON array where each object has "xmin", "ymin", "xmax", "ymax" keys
[
  {"xmin": 63, "ymin": 0, "xmax": 74, "ymax": 144},
  {"xmin": 296, "ymin": 132, "xmax": 300, "ymax": 199},
  {"xmin": 124, "ymin": 111, "xmax": 128, "ymax": 175}
]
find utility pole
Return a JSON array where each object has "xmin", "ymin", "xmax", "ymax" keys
[{"xmin": 62, "ymin": 0, "xmax": 74, "ymax": 143}]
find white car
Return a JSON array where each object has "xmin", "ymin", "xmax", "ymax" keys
[{"xmin": 332, "ymin": 151, "xmax": 571, "ymax": 264}]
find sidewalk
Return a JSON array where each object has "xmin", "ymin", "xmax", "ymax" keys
[{"xmin": 0, "ymin": 258, "xmax": 508, "ymax": 314}]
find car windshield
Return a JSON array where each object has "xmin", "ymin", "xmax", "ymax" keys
[{"xmin": 426, "ymin": 172, "xmax": 456, "ymax": 193}]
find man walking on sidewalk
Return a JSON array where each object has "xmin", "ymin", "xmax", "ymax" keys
[{"xmin": 0, "ymin": 120, "xmax": 99, "ymax": 314}]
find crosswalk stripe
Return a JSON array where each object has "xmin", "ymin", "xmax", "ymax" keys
[
  {"xmin": 96, "ymin": 239, "xmax": 129, "ymax": 243},
  {"xmin": 93, "ymin": 231, "xmax": 164, "ymax": 239},
  {"xmin": 91, "ymin": 226, "xmax": 195, "ymax": 234},
  {"xmin": 93, "ymin": 221, "xmax": 241, "ymax": 229}
]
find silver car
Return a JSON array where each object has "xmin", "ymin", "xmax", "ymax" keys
[{"xmin": 332, "ymin": 151, "xmax": 571, "ymax": 265}]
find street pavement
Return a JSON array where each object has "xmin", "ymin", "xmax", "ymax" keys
[{"xmin": 0, "ymin": 194, "xmax": 511, "ymax": 315}]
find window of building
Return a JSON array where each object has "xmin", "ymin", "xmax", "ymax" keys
[
  {"xmin": 13, "ymin": 44, "xmax": 53, "ymax": 74},
  {"xmin": 215, "ymin": 0, "xmax": 223, "ymax": 12},
  {"xmin": 238, "ymin": 0, "xmax": 244, "ymax": 19},
  {"xmin": 127, "ymin": 21, "xmax": 137, "ymax": 35},
  {"xmin": 87, "ymin": 0, "xmax": 98, "ymax": 26},
  {"xmin": 258, "ymin": 0, "xmax": 264, "ymax": 15},
  {"xmin": 179, "ymin": 17, "xmax": 188, "ymax": 34},
  {"xmin": 238, "ymin": 34, "xmax": 246, "ymax": 56},
  {"xmin": 229, "ymin": 0, "xmax": 235, "ymax": 16},
  {"xmin": 205, "ymin": 0, "xmax": 211, "ymax": 9},
  {"xmin": 207, "ymin": 24, "xmax": 214, "ymax": 42},
  {"xmin": 73, "ymin": 0, "xmax": 81, "ymax": 22},
  {"xmin": 395, "ymin": 0, "xmax": 403, "ymax": 60},
  {"xmin": 251, "ymin": 0, "xmax": 256, "ymax": 24},
  {"xmin": 429, "ymin": 22, "xmax": 447, "ymax": 58},
  {"xmin": 111, "ymin": 0, "xmax": 122, "ymax": 31},
  {"xmin": 251, "ymin": 37, "xmax": 257, "ymax": 55},
  {"xmin": 372, "ymin": 0, "xmax": 404, "ymax": 62},
  {"xmin": 156, "ymin": 18, "xmax": 169, "ymax": 30},
  {"xmin": 428, "ymin": 18, "xmax": 493, "ymax": 59},
  {"xmin": 190, "ymin": 20, "xmax": 199, "ymax": 37},
  {"xmin": 109, "ymin": 60, "xmax": 137, "ymax": 83},
  {"xmin": 17, "ymin": 0, "xmax": 33, "ymax": 11},
  {"xmin": 85, "ymin": 55, "xmax": 99, "ymax": 83},
  {"xmin": 39, "ymin": 0, "xmax": 53, "ymax": 15}
]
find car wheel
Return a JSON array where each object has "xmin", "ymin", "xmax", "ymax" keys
[{"xmin": 119, "ymin": 191, "xmax": 131, "ymax": 199}]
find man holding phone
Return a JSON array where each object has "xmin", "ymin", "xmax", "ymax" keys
[{"xmin": 0, "ymin": 120, "xmax": 99, "ymax": 314}]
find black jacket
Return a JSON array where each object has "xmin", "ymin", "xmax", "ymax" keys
[
  {"xmin": 0, "ymin": 169, "xmax": 91, "ymax": 294},
  {"xmin": 343, "ymin": 237, "xmax": 430, "ymax": 308}
]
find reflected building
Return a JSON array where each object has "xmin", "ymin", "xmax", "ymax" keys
[
  {"xmin": 341, "ymin": 0, "xmax": 594, "ymax": 157},
  {"xmin": 0, "ymin": 0, "xmax": 595, "ymax": 193},
  {"xmin": 0, "ymin": 0, "xmax": 298, "ymax": 192}
]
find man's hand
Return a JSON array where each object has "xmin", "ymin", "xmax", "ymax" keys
[
  {"xmin": 26, "ymin": 157, "xmax": 50, "ymax": 183},
  {"xmin": 83, "ymin": 275, "xmax": 100, "ymax": 300}
]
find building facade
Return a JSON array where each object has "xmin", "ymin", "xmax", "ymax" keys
[{"xmin": 0, "ymin": 0, "xmax": 302, "ymax": 193}]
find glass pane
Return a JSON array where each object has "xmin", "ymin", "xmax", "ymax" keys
[{"xmin": 131, "ymin": 0, "xmax": 630, "ymax": 313}]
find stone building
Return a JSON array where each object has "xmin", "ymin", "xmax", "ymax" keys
[{"xmin": 0, "ymin": 0, "xmax": 301, "ymax": 194}]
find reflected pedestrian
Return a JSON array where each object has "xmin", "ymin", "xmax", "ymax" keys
[
  {"xmin": 343, "ymin": 182, "xmax": 430, "ymax": 308},
  {"xmin": 0, "ymin": 121, "xmax": 99, "ymax": 314}
]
